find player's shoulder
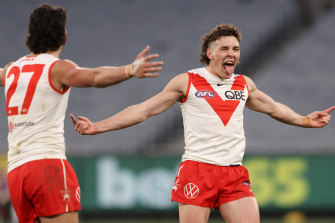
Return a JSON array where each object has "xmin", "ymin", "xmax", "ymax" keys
[
  {"xmin": 239, "ymin": 74, "xmax": 252, "ymax": 83},
  {"xmin": 2, "ymin": 62, "xmax": 14, "ymax": 75},
  {"xmin": 52, "ymin": 59, "xmax": 78, "ymax": 72},
  {"xmin": 4, "ymin": 62, "xmax": 13, "ymax": 70},
  {"xmin": 169, "ymin": 67, "xmax": 205, "ymax": 87},
  {"xmin": 240, "ymin": 74, "xmax": 257, "ymax": 91},
  {"xmin": 169, "ymin": 72, "xmax": 188, "ymax": 83},
  {"xmin": 187, "ymin": 67, "xmax": 203, "ymax": 75},
  {"xmin": 165, "ymin": 72, "xmax": 190, "ymax": 92},
  {"xmin": 55, "ymin": 59, "xmax": 77, "ymax": 67}
]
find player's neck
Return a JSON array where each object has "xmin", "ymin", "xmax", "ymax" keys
[
  {"xmin": 47, "ymin": 47, "xmax": 63, "ymax": 58},
  {"xmin": 29, "ymin": 46, "xmax": 63, "ymax": 58}
]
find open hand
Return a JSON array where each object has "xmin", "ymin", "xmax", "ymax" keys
[
  {"xmin": 306, "ymin": 106, "xmax": 335, "ymax": 128},
  {"xmin": 129, "ymin": 45, "xmax": 164, "ymax": 78},
  {"xmin": 70, "ymin": 114, "xmax": 97, "ymax": 135}
]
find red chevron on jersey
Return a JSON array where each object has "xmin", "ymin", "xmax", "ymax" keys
[{"xmin": 190, "ymin": 73, "xmax": 246, "ymax": 126}]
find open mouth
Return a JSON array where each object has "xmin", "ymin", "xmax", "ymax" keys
[{"xmin": 223, "ymin": 61, "xmax": 235, "ymax": 76}]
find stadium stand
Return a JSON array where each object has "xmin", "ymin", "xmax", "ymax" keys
[
  {"xmin": 0, "ymin": 0, "xmax": 333, "ymax": 155},
  {"xmin": 244, "ymin": 4, "xmax": 335, "ymax": 154}
]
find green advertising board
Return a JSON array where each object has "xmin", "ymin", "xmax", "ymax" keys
[
  {"xmin": 67, "ymin": 155, "xmax": 335, "ymax": 213},
  {"xmin": 244, "ymin": 156, "xmax": 335, "ymax": 211},
  {"xmin": 69, "ymin": 156, "xmax": 180, "ymax": 212}
]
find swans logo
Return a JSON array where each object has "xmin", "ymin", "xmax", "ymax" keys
[
  {"xmin": 75, "ymin": 187, "xmax": 81, "ymax": 202},
  {"xmin": 195, "ymin": 90, "xmax": 215, "ymax": 98}
]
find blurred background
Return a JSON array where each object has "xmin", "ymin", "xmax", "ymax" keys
[{"xmin": 0, "ymin": 0, "xmax": 335, "ymax": 222}]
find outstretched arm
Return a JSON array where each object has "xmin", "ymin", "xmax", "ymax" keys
[
  {"xmin": 52, "ymin": 46, "xmax": 163, "ymax": 91},
  {"xmin": 0, "ymin": 67, "xmax": 3, "ymax": 86},
  {"xmin": 245, "ymin": 76, "xmax": 334, "ymax": 128},
  {"xmin": 70, "ymin": 73, "xmax": 189, "ymax": 135},
  {"xmin": 0, "ymin": 63, "xmax": 13, "ymax": 87}
]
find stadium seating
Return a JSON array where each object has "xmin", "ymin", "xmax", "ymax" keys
[{"xmin": 244, "ymin": 5, "xmax": 335, "ymax": 154}]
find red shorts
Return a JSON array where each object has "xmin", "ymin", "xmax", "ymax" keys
[
  {"xmin": 171, "ymin": 160, "xmax": 254, "ymax": 209},
  {"xmin": 7, "ymin": 159, "xmax": 81, "ymax": 223}
]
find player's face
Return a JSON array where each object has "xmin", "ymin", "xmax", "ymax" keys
[{"xmin": 207, "ymin": 36, "xmax": 240, "ymax": 79}]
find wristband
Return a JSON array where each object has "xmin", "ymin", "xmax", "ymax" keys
[
  {"xmin": 302, "ymin": 117, "xmax": 310, "ymax": 128},
  {"xmin": 124, "ymin": 64, "xmax": 132, "ymax": 79}
]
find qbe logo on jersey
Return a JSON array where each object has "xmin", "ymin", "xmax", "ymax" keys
[{"xmin": 184, "ymin": 183, "xmax": 199, "ymax": 199}]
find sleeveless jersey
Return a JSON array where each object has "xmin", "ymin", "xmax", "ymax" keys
[
  {"xmin": 180, "ymin": 68, "xmax": 249, "ymax": 166},
  {"xmin": 5, "ymin": 54, "xmax": 70, "ymax": 172}
]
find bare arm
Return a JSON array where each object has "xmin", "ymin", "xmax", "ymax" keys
[
  {"xmin": 245, "ymin": 76, "xmax": 334, "ymax": 128},
  {"xmin": 0, "ymin": 63, "xmax": 13, "ymax": 87},
  {"xmin": 0, "ymin": 67, "xmax": 3, "ymax": 86},
  {"xmin": 52, "ymin": 46, "xmax": 163, "ymax": 91},
  {"xmin": 70, "ymin": 73, "xmax": 189, "ymax": 135}
]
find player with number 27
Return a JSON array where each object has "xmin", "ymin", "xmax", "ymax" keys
[{"xmin": 0, "ymin": 3, "xmax": 163, "ymax": 223}]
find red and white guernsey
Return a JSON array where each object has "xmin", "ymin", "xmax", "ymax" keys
[
  {"xmin": 180, "ymin": 68, "xmax": 249, "ymax": 166},
  {"xmin": 5, "ymin": 54, "xmax": 70, "ymax": 172}
]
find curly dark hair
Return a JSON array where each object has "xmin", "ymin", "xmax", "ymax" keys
[
  {"xmin": 26, "ymin": 4, "xmax": 67, "ymax": 54},
  {"xmin": 200, "ymin": 23, "xmax": 241, "ymax": 65}
]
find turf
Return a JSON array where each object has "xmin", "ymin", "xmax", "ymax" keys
[{"xmin": 79, "ymin": 217, "xmax": 335, "ymax": 223}]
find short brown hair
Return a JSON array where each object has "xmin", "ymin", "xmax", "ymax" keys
[
  {"xmin": 26, "ymin": 4, "xmax": 67, "ymax": 54},
  {"xmin": 200, "ymin": 23, "xmax": 241, "ymax": 65}
]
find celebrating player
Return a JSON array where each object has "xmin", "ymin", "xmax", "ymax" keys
[
  {"xmin": 71, "ymin": 23, "xmax": 334, "ymax": 223},
  {"xmin": 0, "ymin": 3, "xmax": 163, "ymax": 223}
]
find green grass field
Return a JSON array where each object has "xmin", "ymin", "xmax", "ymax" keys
[{"xmin": 80, "ymin": 217, "xmax": 335, "ymax": 223}]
